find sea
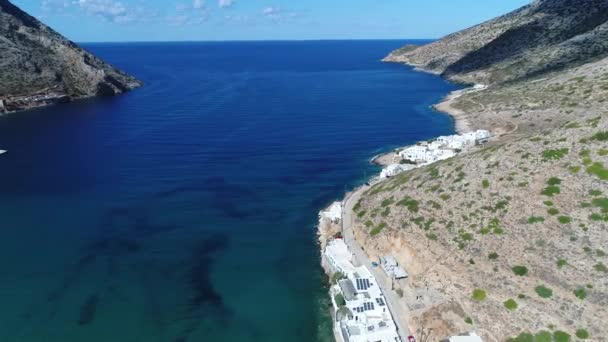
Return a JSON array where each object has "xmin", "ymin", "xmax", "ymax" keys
[{"xmin": 0, "ymin": 40, "xmax": 458, "ymax": 342}]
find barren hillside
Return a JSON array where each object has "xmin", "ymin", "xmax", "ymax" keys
[{"xmin": 355, "ymin": 0, "xmax": 608, "ymax": 340}]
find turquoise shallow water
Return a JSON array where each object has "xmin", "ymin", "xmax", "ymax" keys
[{"xmin": 0, "ymin": 40, "xmax": 458, "ymax": 341}]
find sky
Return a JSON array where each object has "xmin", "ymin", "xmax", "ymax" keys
[{"xmin": 13, "ymin": 0, "xmax": 532, "ymax": 42}]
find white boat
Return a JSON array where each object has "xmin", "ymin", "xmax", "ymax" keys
[{"xmin": 0, "ymin": 150, "xmax": 6, "ymax": 155}]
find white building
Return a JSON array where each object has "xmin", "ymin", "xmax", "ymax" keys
[
  {"xmin": 325, "ymin": 239, "xmax": 401, "ymax": 342},
  {"xmin": 380, "ymin": 256, "xmax": 408, "ymax": 280},
  {"xmin": 398, "ymin": 130, "xmax": 491, "ymax": 164},
  {"xmin": 441, "ymin": 332, "xmax": 483, "ymax": 342},
  {"xmin": 379, "ymin": 164, "xmax": 416, "ymax": 179},
  {"xmin": 398, "ymin": 144, "xmax": 456, "ymax": 164},
  {"xmin": 321, "ymin": 201, "xmax": 343, "ymax": 223}
]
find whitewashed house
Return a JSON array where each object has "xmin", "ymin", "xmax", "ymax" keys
[{"xmin": 380, "ymin": 164, "xmax": 416, "ymax": 179}]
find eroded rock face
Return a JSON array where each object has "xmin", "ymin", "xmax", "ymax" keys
[
  {"xmin": 0, "ymin": 0, "xmax": 141, "ymax": 112},
  {"xmin": 385, "ymin": 0, "xmax": 608, "ymax": 85}
]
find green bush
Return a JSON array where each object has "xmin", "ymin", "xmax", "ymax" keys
[
  {"xmin": 573, "ymin": 287, "xmax": 587, "ymax": 300},
  {"xmin": 331, "ymin": 272, "xmax": 346, "ymax": 284},
  {"xmin": 569, "ymin": 166, "xmax": 581, "ymax": 173},
  {"xmin": 575, "ymin": 329, "xmax": 589, "ymax": 339},
  {"xmin": 381, "ymin": 197, "xmax": 394, "ymax": 207},
  {"xmin": 482, "ymin": 179, "xmax": 490, "ymax": 188},
  {"xmin": 592, "ymin": 198, "xmax": 608, "ymax": 212},
  {"xmin": 334, "ymin": 293, "xmax": 346, "ymax": 307},
  {"xmin": 587, "ymin": 162, "xmax": 608, "ymax": 180},
  {"xmin": 534, "ymin": 331, "xmax": 552, "ymax": 342},
  {"xmin": 547, "ymin": 208, "xmax": 559, "ymax": 215},
  {"xmin": 590, "ymin": 131, "xmax": 608, "ymax": 141},
  {"xmin": 512, "ymin": 266, "xmax": 528, "ymax": 276},
  {"xmin": 535, "ymin": 285, "xmax": 553, "ymax": 298},
  {"xmin": 488, "ymin": 252, "xmax": 499, "ymax": 260},
  {"xmin": 464, "ymin": 317, "xmax": 473, "ymax": 324},
  {"xmin": 507, "ymin": 333, "xmax": 534, "ymax": 342},
  {"xmin": 589, "ymin": 189, "xmax": 602, "ymax": 196},
  {"xmin": 557, "ymin": 259, "xmax": 567, "ymax": 268},
  {"xmin": 504, "ymin": 299, "xmax": 518, "ymax": 310},
  {"xmin": 594, "ymin": 262, "xmax": 608, "ymax": 273},
  {"xmin": 558, "ymin": 216, "xmax": 571, "ymax": 224},
  {"xmin": 371, "ymin": 222, "xmax": 387, "ymax": 236},
  {"xmin": 472, "ymin": 289, "xmax": 487, "ymax": 301},
  {"xmin": 528, "ymin": 216, "xmax": 545, "ymax": 224},
  {"xmin": 542, "ymin": 148, "xmax": 569, "ymax": 160},
  {"xmin": 397, "ymin": 196, "xmax": 419, "ymax": 212},
  {"xmin": 547, "ymin": 177, "xmax": 562, "ymax": 185},
  {"xmin": 553, "ymin": 331, "xmax": 571, "ymax": 342},
  {"xmin": 541, "ymin": 186, "xmax": 561, "ymax": 197}
]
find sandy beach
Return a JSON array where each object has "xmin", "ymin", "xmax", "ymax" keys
[{"xmin": 432, "ymin": 89, "xmax": 473, "ymax": 134}]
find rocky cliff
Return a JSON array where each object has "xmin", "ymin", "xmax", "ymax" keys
[
  {"xmin": 0, "ymin": 0, "xmax": 141, "ymax": 113},
  {"xmin": 384, "ymin": 0, "xmax": 608, "ymax": 85}
]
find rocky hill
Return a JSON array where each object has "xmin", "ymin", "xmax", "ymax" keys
[
  {"xmin": 384, "ymin": 0, "xmax": 608, "ymax": 85},
  {"xmin": 0, "ymin": 0, "xmax": 141, "ymax": 113},
  {"xmin": 351, "ymin": 0, "xmax": 608, "ymax": 340}
]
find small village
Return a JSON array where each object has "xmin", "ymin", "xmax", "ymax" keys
[
  {"xmin": 378, "ymin": 130, "xmax": 491, "ymax": 180},
  {"xmin": 318, "ymin": 129, "xmax": 492, "ymax": 342}
]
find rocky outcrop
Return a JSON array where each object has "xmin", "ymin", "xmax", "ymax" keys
[
  {"xmin": 385, "ymin": 0, "xmax": 608, "ymax": 85},
  {"xmin": 0, "ymin": 0, "xmax": 141, "ymax": 113}
]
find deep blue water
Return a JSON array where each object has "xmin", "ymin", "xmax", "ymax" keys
[{"xmin": 0, "ymin": 41, "xmax": 458, "ymax": 341}]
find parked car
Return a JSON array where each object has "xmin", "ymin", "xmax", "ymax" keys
[
  {"xmin": 371, "ymin": 261, "xmax": 379, "ymax": 267},
  {"xmin": 408, "ymin": 336, "xmax": 416, "ymax": 342}
]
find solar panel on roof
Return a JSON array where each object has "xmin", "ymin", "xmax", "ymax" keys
[
  {"xmin": 355, "ymin": 278, "xmax": 371, "ymax": 291},
  {"xmin": 376, "ymin": 298, "xmax": 385, "ymax": 306}
]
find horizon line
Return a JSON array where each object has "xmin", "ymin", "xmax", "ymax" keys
[{"xmin": 77, "ymin": 38, "xmax": 436, "ymax": 44}]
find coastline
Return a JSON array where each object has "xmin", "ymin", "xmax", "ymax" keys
[
  {"xmin": 318, "ymin": 59, "xmax": 491, "ymax": 341},
  {"xmin": 432, "ymin": 88, "xmax": 473, "ymax": 134},
  {"xmin": 370, "ymin": 83, "xmax": 485, "ymax": 167}
]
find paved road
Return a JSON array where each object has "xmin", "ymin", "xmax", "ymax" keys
[{"xmin": 342, "ymin": 184, "xmax": 411, "ymax": 340}]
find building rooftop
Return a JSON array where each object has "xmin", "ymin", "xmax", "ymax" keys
[{"xmin": 325, "ymin": 239, "xmax": 401, "ymax": 342}]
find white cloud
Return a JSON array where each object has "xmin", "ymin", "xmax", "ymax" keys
[
  {"xmin": 42, "ymin": 0, "xmax": 156, "ymax": 24},
  {"xmin": 218, "ymin": 0, "xmax": 234, "ymax": 8},
  {"xmin": 262, "ymin": 6, "xmax": 279, "ymax": 16},
  {"xmin": 192, "ymin": 0, "xmax": 205, "ymax": 10},
  {"xmin": 261, "ymin": 6, "xmax": 299, "ymax": 22},
  {"xmin": 76, "ymin": 0, "xmax": 127, "ymax": 21}
]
